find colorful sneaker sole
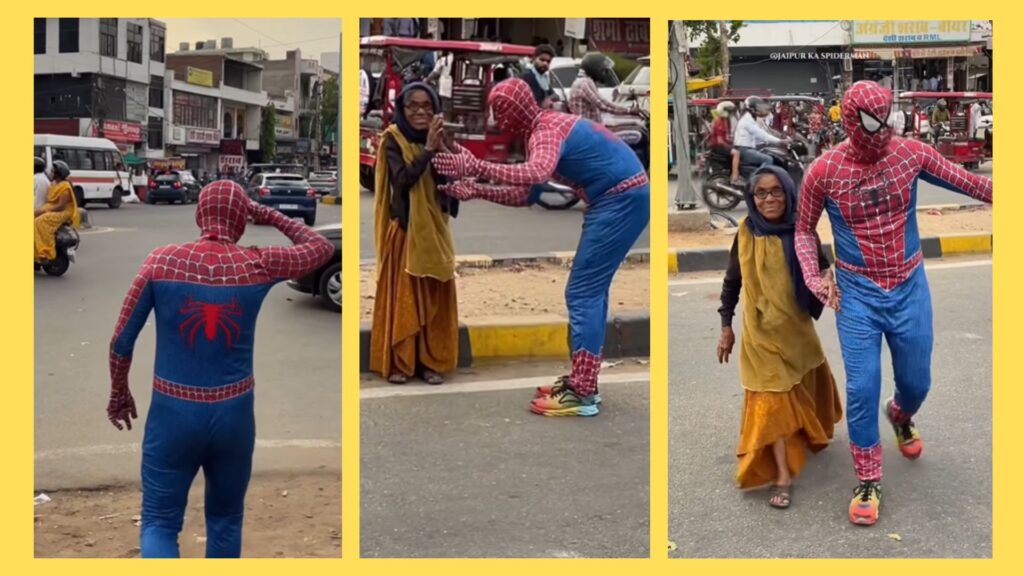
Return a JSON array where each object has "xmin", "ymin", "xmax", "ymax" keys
[{"xmin": 528, "ymin": 403, "xmax": 600, "ymax": 417}]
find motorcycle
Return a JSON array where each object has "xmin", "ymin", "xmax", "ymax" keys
[
  {"xmin": 34, "ymin": 223, "xmax": 80, "ymax": 277},
  {"xmin": 700, "ymin": 141, "xmax": 808, "ymax": 211}
]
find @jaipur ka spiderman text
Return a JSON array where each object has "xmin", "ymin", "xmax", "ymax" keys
[{"xmin": 770, "ymin": 52, "xmax": 853, "ymax": 60}]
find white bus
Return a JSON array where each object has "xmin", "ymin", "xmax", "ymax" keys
[{"xmin": 33, "ymin": 134, "xmax": 132, "ymax": 209}]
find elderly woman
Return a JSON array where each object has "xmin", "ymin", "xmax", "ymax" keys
[
  {"xmin": 717, "ymin": 165, "xmax": 843, "ymax": 508},
  {"xmin": 34, "ymin": 160, "xmax": 79, "ymax": 262},
  {"xmin": 370, "ymin": 82, "xmax": 460, "ymax": 385}
]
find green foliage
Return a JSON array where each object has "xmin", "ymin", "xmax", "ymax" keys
[
  {"xmin": 685, "ymin": 21, "xmax": 744, "ymax": 77},
  {"xmin": 320, "ymin": 73, "xmax": 339, "ymax": 144},
  {"xmin": 260, "ymin": 104, "xmax": 277, "ymax": 163}
]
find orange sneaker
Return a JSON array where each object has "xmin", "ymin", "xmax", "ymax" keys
[
  {"xmin": 885, "ymin": 398, "xmax": 923, "ymax": 460},
  {"xmin": 849, "ymin": 481, "xmax": 882, "ymax": 526}
]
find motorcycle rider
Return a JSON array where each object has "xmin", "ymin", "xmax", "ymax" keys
[
  {"xmin": 732, "ymin": 96, "xmax": 788, "ymax": 187},
  {"xmin": 570, "ymin": 52, "xmax": 648, "ymax": 168},
  {"xmin": 34, "ymin": 156, "xmax": 50, "ymax": 211},
  {"xmin": 930, "ymin": 98, "xmax": 950, "ymax": 143},
  {"xmin": 708, "ymin": 101, "xmax": 741, "ymax": 182}
]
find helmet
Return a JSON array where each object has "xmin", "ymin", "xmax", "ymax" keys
[
  {"xmin": 716, "ymin": 101, "xmax": 736, "ymax": 116},
  {"xmin": 937, "ymin": 98, "xmax": 947, "ymax": 109},
  {"xmin": 51, "ymin": 160, "xmax": 71, "ymax": 181},
  {"xmin": 744, "ymin": 96, "xmax": 768, "ymax": 116},
  {"xmin": 34, "ymin": 156, "xmax": 45, "ymax": 174},
  {"xmin": 580, "ymin": 52, "xmax": 615, "ymax": 83}
]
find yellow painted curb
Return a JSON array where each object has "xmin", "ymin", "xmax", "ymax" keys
[
  {"xmin": 939, "ymin": 234, "xmax": 992, "ymax": 255},
  {"xmin": 667, "ymin": 250, "xmax": 679, "ymax": 274},
  {"xmin": 467, "ymin": 322, "xmax": 568, "ymax": 359},
  {"xmin": 320, "ymin": 195, "xmax": 341, "ymax": 205}
]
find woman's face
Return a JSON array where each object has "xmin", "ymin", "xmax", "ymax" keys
[
  {"xmin": 403, "ymin": 89, "xmax": 434, "ymax": 130},
  {"xmin": 752, "ymin": 173, "xmax": 786, "ymax": 222}
]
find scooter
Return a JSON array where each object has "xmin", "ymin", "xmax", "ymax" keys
[
  {"xmin": 34, "ymin": 223, "xmax": 80, "ymax": 277},
  {"xmin": 700, "ymin": 142, "xmax": 807, "ymax": 211}
]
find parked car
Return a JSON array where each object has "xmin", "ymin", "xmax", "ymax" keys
[
  {"xmin": 615, "ymin": 55, "xmax": 650, "ymax": 111},
  {"xmin": 147, "ymin": 171, "xmax": 202, "ymax": 204},
  {"xmin": 246, "ymin": 173, "xmax": 318, "ymax": 226},
  {"xmin": 287, "ymin": 223, "xmax": 341, "ymax": 312},
  {"xmin": 549, "ymin": 57, "xmax": 620, "ymax": 102},
  {"xmin": 307, "ymin": 170, "xmax": 339, "ymax": 195}
]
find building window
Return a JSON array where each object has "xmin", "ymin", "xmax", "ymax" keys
[
  {"xmin": 34, "ymin": 18, "xmax": 46, "ymax": 54},
  {"xmin": 150, "ymin": 25, "xmax": 165, "ymax": 63},
  {"xmin": 58, "ymin": 18, "xmax": 79, "ymax": 53},
  {"xmin": 148, "ymin": 116, "xmax": 163, "ymax": 150},
  {"xmin": 172, "ymin": 92, "xmax": 218, "ymax": 129},
  {"xmin": 99, "ymin": 18, "xmax": 117, "ymax": 58},
  {"xmin": 149, "ymin": 75, "xmax": 164, "ymax": 108},
  {"xmin": 126, "ymin": 23, "xmax": 143, "ymax": 63}
]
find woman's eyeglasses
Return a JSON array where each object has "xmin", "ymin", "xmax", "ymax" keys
[
  {"xmin": 404, "ymin": 102, "xmax": 434, "ymax": 114},
  {"xmin": 752, "ymin": 187, "xmax": 785, "ymax": 200}
]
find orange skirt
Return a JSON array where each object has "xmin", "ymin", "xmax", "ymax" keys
[
  {"xmin": 369, "ymin": 219, "xmax": 458, "ymax": 379},
  {"xmin": 735, "ymin": 359, "xmax": 843, "ymax": 489}
]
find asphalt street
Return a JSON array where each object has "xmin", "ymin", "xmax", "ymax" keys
[
  {"xmin": 669, "ymin": 161, "xmax": 992, "ymax": 216},
  {"xmin": 667, "ymin": 258, "xmax": 992, "ymax": 558},
  {"xmin": 34, "ymin": 201, "xmax": 342, "ymax": 490},
  {"xmin": 360, "ymin": 364, "xmax": 650, "ymax": 558},
  {"xmin": 359, "ymin": 187, "xmax": 652, "ymax": 259}
]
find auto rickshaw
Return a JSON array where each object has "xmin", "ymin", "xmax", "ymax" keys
[
  {"xmin": 901, "ymin": 91, "xmax": 993, "ymax": 170},
  {"xmin": 358, "ymin": 36, "xmax": 534, "ymax": 191}
]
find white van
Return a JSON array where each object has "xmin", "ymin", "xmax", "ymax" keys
[{"xmin": 34, "ymin": 134, "xmax": 131, "ymax": 209}]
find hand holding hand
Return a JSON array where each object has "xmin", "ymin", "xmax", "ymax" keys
[
  {"xmin": 439, "ymin": 180, "xmax": 479, "ymax": 201},
  {"xmin": 821, "ymin": 269, "xmax": 841, "ymax": 311}
]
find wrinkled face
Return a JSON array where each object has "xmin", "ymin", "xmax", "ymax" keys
[
  {"xmin": 752, "ymin": 173, "xmax": 786, "ymax": 222},
  {"xmin": 403, "ymin": 89, "xmax": 434, "ymax": 130},
  {"xmin": 533, "ymin": 53, "xmax": 552, "ymax": 73},
  {"xmin": 842, "ymin": 81, "xmax": 893, "ymax": 161},
  {"xmin": 488, "ymin": 79, "xmax": 540, "ymax": 135}
]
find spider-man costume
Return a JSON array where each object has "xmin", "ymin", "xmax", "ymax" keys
[
  {"xmin": 434, "ymin": 78, "xmax": 649, "ymax": 415},
  {"xmin": 107, "ymin": 181, "xmax": 333, "ymax": 557},
  {"xmin": 795, "ymin": 81, "xmax": 991, "ymax": 520}
]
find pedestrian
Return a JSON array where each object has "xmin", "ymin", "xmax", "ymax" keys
[
  {"xmin": 106, "ymin": 180, "xmax": 333, "ymax": 557},
  {"xmin": 370, "ymin": 82, "xmax": 460, "ymax": 385},
  {"xmin": 519, "ymin": 44, "xmax": 557, "ymax": 107},
  {"xmin": 795, "ymin": 80, "xmax": 993, "ymax": 526},
  {"xmin": 34, "ymin": 160, "xmax": 79, "ymax": 262},
  {"xmin": 717, "ymin": 165, "xmax": 843, "ymax": 507},
  {"xmin": 433, "ymin": 78, "xmax": 650, "ymax": 416},
  {"xmin": 34, "ymin": 156, "xmax": 51, "ymax": 211}
]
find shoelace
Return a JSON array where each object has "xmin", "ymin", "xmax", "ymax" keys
[
  {"xmin": 899, "ymin": 421, "xmax": 915, "ymax": 439},
  {"xmin": 855, "ymin": 482, "xmax": 878, "ymax": 503}
]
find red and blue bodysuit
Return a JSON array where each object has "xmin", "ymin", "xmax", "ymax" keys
[
  {"xmin": 434, "ymin": 78, "xmax": 650, "ymax": 416},
  {"xmin": 794, "ymin": 81, "xmax": 992, "ymax": 523},
  {"xmin": 107, "ymin": 182, "xmax": 334, "ymax": 557}
]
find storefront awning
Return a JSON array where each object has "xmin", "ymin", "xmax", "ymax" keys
[
  {"xmin": 687, "ymin": 76, "xmax": 725, "ymax": 92},
  {"xmin": 853, "ymin": 45, "xmax": 984, "ymax": 60},
  {"xmin": 123, "ymin": 154, "xmax": 148, "ymax": 166}
]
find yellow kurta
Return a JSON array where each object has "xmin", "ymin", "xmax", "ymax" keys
[{"xmin": 34, "ymin": 181, "xmax": 79, "ymax": 261}]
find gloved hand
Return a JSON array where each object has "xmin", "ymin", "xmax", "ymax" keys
[{"xmin": 433, "ymin": 150, "xmax": 483, "ymax": 179}]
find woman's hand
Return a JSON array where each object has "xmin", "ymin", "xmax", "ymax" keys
[
  {"xmin": 717, "ymin": 326, "xmax": 736, "ymax": 364},
  {"xmin": 426, "ymin": 115, "xmax": 444, "ymax": 152},
  {"xmin": 821, "ymin": 269, "xmax": 841, "ymax": 311}
]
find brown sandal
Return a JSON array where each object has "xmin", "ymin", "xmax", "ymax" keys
[
  {"xmin": 769, "ymin": 484, "xmax": 792, "ymax": 509},
  {"xmin": 421, "ymin": 370, "xmax": 444, "ymax": 385},
  {"xmin": 388, "ymin": 373, "xmax": 408, "ymax": 385}
]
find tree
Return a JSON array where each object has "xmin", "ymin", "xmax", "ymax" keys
[
  {"xmin": 260, "ymin": 104, "xmax": 277, "ymax": 163},
  {"xmin": 319, "ymin": 73, "xmax": 339, "ymax": 146},
  {"xmin": 685, "ymin": 20, "xmax": 744, "ymax": 92}
]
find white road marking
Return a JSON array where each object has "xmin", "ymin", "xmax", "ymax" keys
[
  {"xmin": 361, "ymin": 372, "xmax": 649, "ymax": 400},
  {"xmin": 34, "ymin": 438, "xmax": 339, "ymax": 461},
  {"xmin": 668, "ymin": 258, "xmax": 992, "ymax": 287},
  {"xmin": 78, "ymin": 226, "xmax": 118, "ymax": 235}
]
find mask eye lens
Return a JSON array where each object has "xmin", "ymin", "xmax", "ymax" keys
[{"xmin": 858, "ymin": 109, "xmax": 884, "ymax": 134}]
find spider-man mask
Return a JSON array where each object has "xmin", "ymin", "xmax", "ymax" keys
[
  {"xmin": 196, "ymin": 180, "xmax": 248, "ymax": 242},
  {"xmin": 842, "ymin": 80, "xmax": 893, "ymax": 163},
  {"xmin": 488, "ymin": 78, "xmax": 540, "ymax": 136}
]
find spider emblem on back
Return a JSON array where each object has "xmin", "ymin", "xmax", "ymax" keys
[{"xmin": 179, "ymin": 297, "xmax": 244, "ymax": 351}]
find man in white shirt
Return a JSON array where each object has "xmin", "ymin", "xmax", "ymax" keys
[
  {"xmin": 34, "ymin": 157, "xmax": 50, "ymax": 211},
  {"xmin": 731, "ymin": 96, "xmax": 787, "ymax": 184}
]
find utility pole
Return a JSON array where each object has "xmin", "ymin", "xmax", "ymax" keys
[
  {"xmin": 670, "ymin": 21, "xmax": 698, "ymax": 210},
  {"xmin": 719, "ymin": 21, "xmax": 731, "ymax": 94}
]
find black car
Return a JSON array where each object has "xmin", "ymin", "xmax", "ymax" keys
[
  {"xmin": 287, "ymin": 223, "xmax": 341, "ymax": 312},
  {"xmin": 148, "ymin": 171, "xmax": 201, "ymax": 204},
  {"xmin": 246, "ymin": 173, "xmax": 319, "ymax": 226}
]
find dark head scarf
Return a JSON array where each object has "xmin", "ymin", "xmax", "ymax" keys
[
  {"xmin": 744, "ymin": 165, "xmax": 823, "ymax": 320},
  {"xmin": 392, "ymin": 82, "xmax": 441, "ymax": 145}
]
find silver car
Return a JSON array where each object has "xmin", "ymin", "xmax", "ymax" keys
[{"xmin": 307, "ymin": 170, "xmax": 339, "ymax": 195}]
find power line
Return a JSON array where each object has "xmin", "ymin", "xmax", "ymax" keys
[{"xmin": 232, "ymin": 19, "xmax": 283, "ymax": 45}]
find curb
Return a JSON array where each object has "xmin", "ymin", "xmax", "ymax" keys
[
  {"xmin": 359, "ymin": 314, "xmax": 649, "ymax": 372},
  {"xmin": 668, "ymin": 233, "xmax": 993, "ymax": 273},
  {"xmin": 320, "ymin": 195, "xmax": 341, "ymax": 205},
  {"xmin": 359, "ymin": 248, "xmax": 651, "ymax": 270}
]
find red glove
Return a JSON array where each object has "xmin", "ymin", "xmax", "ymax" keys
[{"xmin": 433, "ymin": 151, "xmax": 482, "ymax": 179}]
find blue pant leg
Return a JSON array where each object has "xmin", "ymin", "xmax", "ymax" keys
[
  {"xmin": 202, "ymin": 393, "xmax": 256, "ymax": 558},
  {"xmin": 884, "ymin": 265, "xmax": 934, "ymax": 415},
  {"xmin": 140, "ymin": 396, "xmax": 205, "ymax": 558},
  {"xmin": 565, "ymin": 186, "xmax": 650, "ymax": 354},
  {"xmin": 836, "ymin": 269, "xmax": 885, "ymax": 449}
]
